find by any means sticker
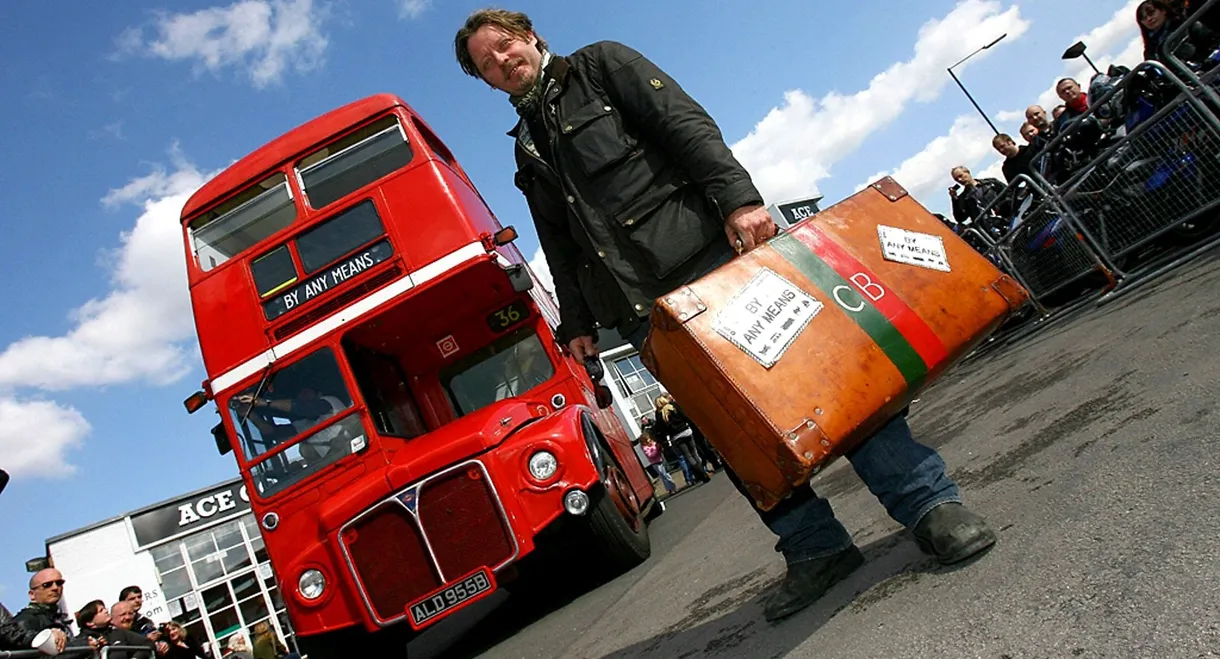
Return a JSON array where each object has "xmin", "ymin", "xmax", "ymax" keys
[
  {"xmin": 877, "ymin": 225, "xmax": 951, "ymax": 272},
  {"xmin": 711, "ymin": 268, "xmax": 823, "ymax": 369}
]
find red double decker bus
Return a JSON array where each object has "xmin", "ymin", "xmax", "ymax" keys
[{"xmin": 178, "ymin": 94, "xmax": 660, "ymax": 655}]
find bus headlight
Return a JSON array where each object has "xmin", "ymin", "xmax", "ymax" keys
[
  {"xmin": 528, "ymin": 451, "xmax": 558, "ymax": 481},
  {"xmin": 298, "ymin": 569, "xmax": 326, "ymax": 600}
]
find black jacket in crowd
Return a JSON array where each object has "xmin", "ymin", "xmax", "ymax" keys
[
  {"xmin": 6, "ymin": 601, "xmax": 71, "ymax": 650},
  {"xmin": 950, "ymin": 178, "xmax": 1007, "ymax": 225},
  {"xmin": 0, "ymin": 602, "xmax": 27, "ymax": 650},
  {"xmin": 69, "ymin": 625, "xmax": 156, "ymax": 659},
  {"xmin": 651, "ymin": 406, "xmax": 694, "ymax": 449},
  {"xmin": 1001, "ymin": 145, "xmax": 1038, "ymax": 184},
  {"xmin": 510, "ymin": 41, "xmax": 764, "ymax": 342}
]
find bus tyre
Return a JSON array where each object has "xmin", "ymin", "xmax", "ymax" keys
[{"xmin": 585, "ymin": 477, "xmax": 651, "ymax": 573}]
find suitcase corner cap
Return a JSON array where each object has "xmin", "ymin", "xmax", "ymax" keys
[
  {"xmin": 656, "ymin": 286, "xmax": 708, "ymax": 327},
  {"xmin": 870, "ymin": 177, "xmax": 909, "ymax": 202}
]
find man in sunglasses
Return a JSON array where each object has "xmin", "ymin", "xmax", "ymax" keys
[{"xmin": 9, "ymin": 569, "xmax": 71, "ymax": 654}]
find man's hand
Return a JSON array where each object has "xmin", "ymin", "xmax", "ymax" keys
[
  {"xmin": 567, "ymin": 336, "xmax": 598, "ymax": 362},
  {"xmin": 724, "ymin": 205, "xmax": 777, "ymax": 254},
  {"xmin": 51, "ymin": 629, "xmax": 67, "ymax": 653}
]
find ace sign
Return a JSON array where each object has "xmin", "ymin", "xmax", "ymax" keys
[{"xmin": 130, "ymin": 481, "xmax": 253, "ymax": 547}]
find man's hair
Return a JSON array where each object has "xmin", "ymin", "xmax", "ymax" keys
[
  {"xmin": 992, "ymin": 133, "xmax": 1015, "ymax": 148},
  {"xmin": 75, "ymin": 600, "xmax": 105, "ymax": 629},
  {"xmin": 119, "ymin": 586, "xmax": 142, "ymax": 602},
  {"xmin": 951, "ymin": 166, "xmax": 970, "ymax": 176},
  {"xmin": 454, "ymin": 8, "xmax": 548, "ymax": 78},
  {"xmin": 1056, "ymin": 77, "xmax": 1078, "ymax": 88}
]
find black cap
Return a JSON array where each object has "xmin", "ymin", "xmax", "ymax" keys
[{"xmin": 0, "ymin": 469, "xmax": 8, "ymax": 496}]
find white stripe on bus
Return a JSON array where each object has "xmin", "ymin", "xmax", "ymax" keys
[{"xmin": 209, "ymin": 241, "xmax": 487, "ymax": 394}]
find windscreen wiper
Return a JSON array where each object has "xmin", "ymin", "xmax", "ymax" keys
[{"xmin": 239, "ymin": 362, "xmax": 276, "ymax": 428}]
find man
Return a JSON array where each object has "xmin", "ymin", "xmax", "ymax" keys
[
  {"xmin": 993, "ymin": 133, "xmax": 1036, "ymax": 184},
  {"xmin": 69, "ymin": 600, "xmax": 154, "ymax": 659},
  {"xmin": 119, "ymin": 586, "xmax": 156, "ymax": 636},
  {"xmin": 455, "ymin": 8, "xmax": 996, "ymax": 622},
  {"xmin": 10, "ymin": 569, "xmax": 70, "ymax": 654},
  {"xmin": 1025, "ymin": 105, "xmax": 1056, "ymax": 150},
  {"xmin": 1055, "ymin": 78, "xmax": 1089, "ymax": 125},
  {"xmin": 119, "ymin": 586, "xmax": 167, "ymax": 654},
  {"xmin": 949, "ymin": 166, "xmax": 1006, "ymax": 227},
  {"xmin": 110, "ymin": 601, "xmax": 136, "ymax": 631},
  {"xmin": 1019, "ymin": 121, "xmax": 1038, "ymax": 145},
  {"xmin": 235, "ymin": 385, "xmax": 348, "ymax": 461}
]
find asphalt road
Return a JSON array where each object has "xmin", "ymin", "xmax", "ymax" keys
[{"xmin": 410, "ymin": 254, "xmax": 1220, "ymax": 659}]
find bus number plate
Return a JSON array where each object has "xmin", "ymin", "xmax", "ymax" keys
[
  {"xmin": 487, "ymin": 300, "xmax": 529, "ymax": 333},
  {"xmin": 405, "ymin": 568, "xmax": 496, "ymax": 629}
]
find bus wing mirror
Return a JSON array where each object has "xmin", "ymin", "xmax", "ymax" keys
[
  {"xmin": 211, "ymin": 422, "xmax": 233, "ymax": 456},
  {"xmin": 184, "ymin": 391, "xmax": 210, "ymax": 414},
  {"xmin": 506, "ymin": 264, "xmax": 534, "ymax": 293},
  {"xmin": 493, "ymin": 226, "xmax": 518, "ymax": 246}
]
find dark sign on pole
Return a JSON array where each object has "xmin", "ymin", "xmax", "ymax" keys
[{"xmin": 769, "ymin": 195, "xmax": 825, "ymax": 229}]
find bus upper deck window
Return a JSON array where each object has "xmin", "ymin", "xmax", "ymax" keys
[
  {"xmin": 190, "ymin": 174, "xmax": 297, "ymax": 272},
  {"xmin": 297, "ymin": 116, "xmax": 413, "ymax": 210}
]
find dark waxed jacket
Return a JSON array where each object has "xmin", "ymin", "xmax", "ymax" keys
[
  {"xmin": 1, "ymin": 602, "xmax": 28, "ymax": 650},
  {"xmin": 70, "ymin": 625, "xmax": 155, "ymax": 659},
  {"xmin": 510, "ymin": 41, "xmax": 763, "ymax": 342},
  {"xmin": 6, "ymin": 601, "xmax": 71, "ymax": 650}
]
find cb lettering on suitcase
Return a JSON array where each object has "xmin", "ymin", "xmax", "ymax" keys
[
  {"xmin": 832, "ymin": 273, "xmax": 886, "ymax": 313},
  {"xmin": 771, "ymin": 225, "xmax": 949, "ymax": 388}
]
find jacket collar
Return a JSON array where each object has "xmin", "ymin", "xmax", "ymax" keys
[{"xmin": 506, "ymin": 55, "xmax": 571, "ymax": 137}]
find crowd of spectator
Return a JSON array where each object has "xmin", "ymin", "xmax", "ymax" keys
[
  {"xmin": 0, "ymin": 570, "xmax": 290, "ymax": 659},
  {"xmin": 946, "ymin": 0, "xmax": 1220, "ymax": 232}
]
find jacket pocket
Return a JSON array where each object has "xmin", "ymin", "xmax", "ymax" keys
[
  {"xmin": 562, "ymin": 100, "xmax": 637, "ymax": 179},
  {"xmin": 616, "ymin": 184, "xmax": 722, "ymax": 280}
]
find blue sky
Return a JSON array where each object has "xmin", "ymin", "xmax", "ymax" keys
[{"xmin": 0, "ymin": 0, "xmax": 1142, "ymax": 602}]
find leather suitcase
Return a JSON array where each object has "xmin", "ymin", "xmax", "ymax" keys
[{"xmin": 640, "ymin": 177, "xmax": 1028, "ymax": 511}]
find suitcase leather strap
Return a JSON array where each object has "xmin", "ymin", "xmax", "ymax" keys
[{"xmin": 770, "ymin": 225, "xmax": 950, "ymax": 389}]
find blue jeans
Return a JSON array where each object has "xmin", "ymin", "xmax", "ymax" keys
[{"xmin": 623, "ymin": 319, "xmax": 961, "ymax": 564}]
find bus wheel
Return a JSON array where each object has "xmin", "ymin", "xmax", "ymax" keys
[{"xmin": 585, "ymin": 452, "xmax": 651, "ymax": 572}]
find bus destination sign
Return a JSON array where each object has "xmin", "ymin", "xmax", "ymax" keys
[{"xmin": 264, "ymin": 239, "xmax": 394, "ymax": 321}]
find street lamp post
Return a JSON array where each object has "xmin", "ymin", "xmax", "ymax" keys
[
  {"xmin": 1062, "ymin": 41, "xmax": 1103, "ymax": 75},
  {"xmin": 947, "ymin": 33, "xmax": 1007, "ymax": 135}
]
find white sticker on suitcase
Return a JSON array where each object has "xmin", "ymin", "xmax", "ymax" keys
[
  {"xmin": 877, "ymin": 225, "xmax": 951, "ymax": 272},
  {"xmin": 711, "ymin": 268, "xmax": 823, "ymax": 369}
]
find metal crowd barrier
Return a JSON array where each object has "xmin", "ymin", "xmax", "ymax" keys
[
  {"xmin": 1048, "ymin": 61, "xmax": 1220, "ymax": 269},
  {"xmin": 0, "ymin": 646, "xmax": 154, "ymax": 659},
  {"xmin": 960, "ymin": 174, "xmax": 1112, "ymax": 316}
]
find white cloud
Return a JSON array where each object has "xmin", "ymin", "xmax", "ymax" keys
[
  {"xmin": 731, "ymin": 0, "xmax": 1030, "ymax": 204},
  {"xmin": 860, "ymin": 1, "xmax": 1147, "ymax": 218},
  {"xmin": 527, "ymin": 246, "xmax": 555, "ymax": 295},
  {"xmin": 397, "ymin": 0, "xmax": 432, "ymax": 19},
  {"xmin": 0, "ymin": 151, "xmax": 211, "ymax": 391},
  {"xmin": 860, "ymin": 114, "xmax": 1001, "ymax": 209},
  {"xmin": 121, "ymin": 0, "xmax": 328, "ymax": 88},
  {"xmin": 1032, "ymin": 0, "xmax": 1143, "ymax": 113},
  {"xmin": 0, "ymin": 397, "xmax": 89, "ymax": 478}
]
